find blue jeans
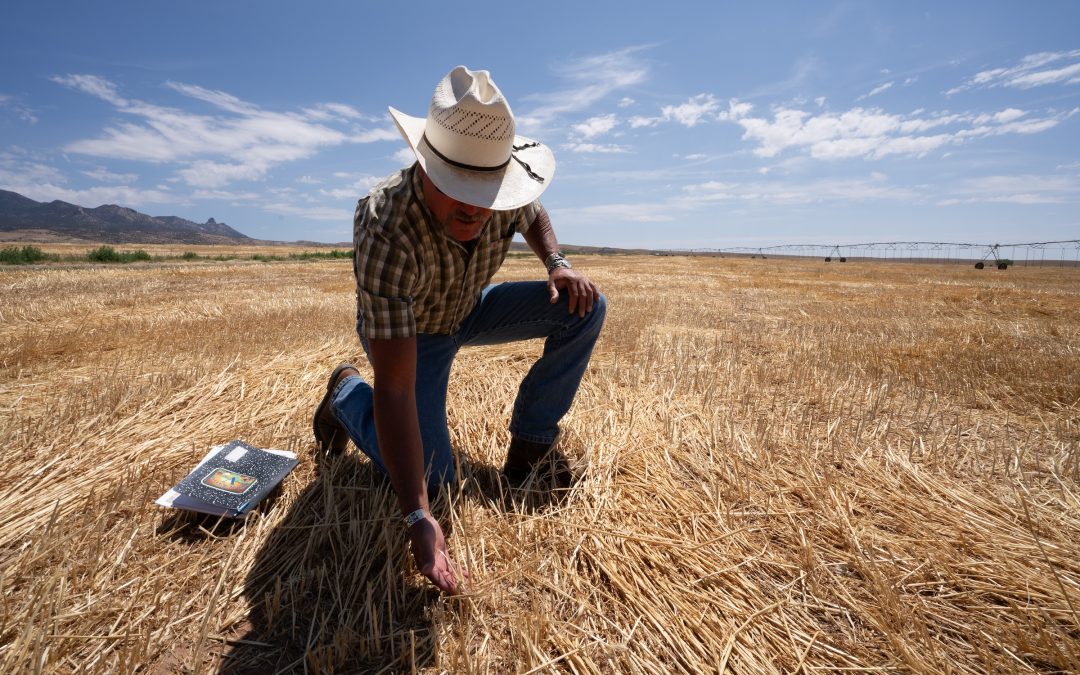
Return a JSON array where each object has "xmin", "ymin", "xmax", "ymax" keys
[{"xmin": 330, "ymin": 281, "xmax": 606, "ymax": 490}]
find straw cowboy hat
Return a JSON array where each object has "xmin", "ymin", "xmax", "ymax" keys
[{"xmin": 389, "ymin": 66, "xmax": 555, "ymax": 210}]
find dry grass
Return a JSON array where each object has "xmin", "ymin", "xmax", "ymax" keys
[{"xmin": 1, "ymin": 254, "xmax": 1078, "ymax": 673}]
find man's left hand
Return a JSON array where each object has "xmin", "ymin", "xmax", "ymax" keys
[{"xmin": 548, "ymin": 268, "xmax": 601, "ymax": 317}]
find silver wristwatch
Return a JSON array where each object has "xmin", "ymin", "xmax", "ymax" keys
[
  {"xmin": 544, "ymin": 252, "xmax": 572, "ymax": 274},
  {"xmin": 403, "ymin": 508, "xmax": 428, "ymax": 528}
]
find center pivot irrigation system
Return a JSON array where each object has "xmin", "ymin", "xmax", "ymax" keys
[{"xmin": 663, "ymin": 239, "xmax": 1080, "ymax": 269}]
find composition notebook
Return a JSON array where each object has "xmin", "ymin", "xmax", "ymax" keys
[{"xmin": 156, "ymin": 440, "xmax": 299, "ymax": 518}]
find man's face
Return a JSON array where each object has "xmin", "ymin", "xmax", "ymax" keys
[{"xmin": 420, "ymin": 169, "xmax": 494, "ymax": 242}]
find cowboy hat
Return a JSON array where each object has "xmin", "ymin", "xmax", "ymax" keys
[{"xmin": 389, "ymin": 66, "xmax": 555, "ymax": 210}]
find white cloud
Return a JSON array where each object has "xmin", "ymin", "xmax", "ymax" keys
[
  {"xmin": 0, "ymin": 153, "xmax": 68, "ymax": 187},
  {"xmin": 857, "ymin": 81, "xmax": 894, "ymax": 100},
  {"xmin": 716, "ymin": 99, "xmax": 753, "ymax": 121},
  {"xmin": 630, "ymin": 95, "xmax": 746, "ymax": 129},
  {"xmin": 971, "ymin": 108, "xmax": 1026, "ymax": 125},
  {"xmin": 938, "ymin": 174, "xmax": 1080, "ymax": 205},
  {"xmin": 0, "ymin": 94, "xmax": 38, "ymax": 124},
  {"xmin": 559, "ymin": 172, "xmax": 922, "ymax": 227},
  {"xmin": 572, "ymin": 113, "xmax": 618, "ymax": 139},
  {"xmin": 51, "ymin": 74, "xmax": 395, "ymax": 189},
  {"xmin": 297, "ymin": 175, "xmax": 321, "ymax": 184},
  {"xmin": 551, "ymin": 202, "xmax": 675, "ymax": 224},
  {"xmin": 814, "ymin": 96, "xmax": 826, "ymax": 108},
  {"xmin": 177, "ymin": 161, "xmax": 267, "ymax": 188},
  {"xmin": 165, "ymin": 81, "xmax": 259, "ymax": 114},
  {"xmin": 563, "ymin": 143, "xmax": 631, "ymax": 154},
  {"xmin": 81, "ymin": 167, "xmax": 138, "ymax": 183},
  {"xmin": 393, "ymin": 147, "xmax": 416, "ymax": 166},
  {"xmin": 303, "ymin": 102, "xmax": 364, "ymax": 121},
  {"xmin": 318, "ymin": 174, "xmax": 381, "ymax": 200},
  {"xmin": 517, "ymin": 46, "xmax": 651, "ymax": 132},
  {"xmin": 191, "ymin": 189, "xmax": 260, "ymax": 201},
  {"xmin": 262, "ymin": 201, "xmax": 352, "ymax": 221},
  {"xmin": 1, "ymin": 152, "xmax": 173, "ymax": 207},
  {"xmin": 353, "ymin": 127, "xmax": 401, "ymax": 143},
  {"xmin": 728, "ymin": 104, "xmax": 1067, "ymax": 161},
  {"xmin": 618, "ymin": 97, "xmax": 636, "ymax": 108},
  {"xmin": 679, "ymin": 173, "xmax": 920, "ymax": 206},
  {"xmin": 661, "ymin": 93, "xmax": 719, "ymax": 127},
  {"xmin": 51, "ymin": 74, "xmax": 126, "ymax": 105},
  {"xmin": 948, "ymin": 49, "xmax": 1080, "ymax": 94}
]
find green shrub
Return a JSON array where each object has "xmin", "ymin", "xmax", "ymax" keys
[
  {"xmin": 0, "ymin": 245, "xmax": 53, "ymax": 264},
  {"xmin": 181, "ymin": 251, "xmax": 199, "ymax": 260},
  {"xmin": 87, "ymin": 246, "xmax": 152, "ymax": 263},
  {"xmin": 87, "ymin": 246, "xmax": 121, "ymax": 262},
  {"xmin": 125, "ymin": 249, "xmax": 151, "ymax": 262}
]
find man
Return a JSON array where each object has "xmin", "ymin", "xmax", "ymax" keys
[{"xmin": 312, "ymin": 66, "xmax": 605, "ymax": 593}]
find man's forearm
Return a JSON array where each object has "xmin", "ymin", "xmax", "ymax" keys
[
  {"xmin": 373, "ymin": 387, "xmax": 429, "ymax": 515},
  {"xmin": 522, "ymin": 205, "xmax": 559, "ymax": 263},
  {"xmin": 368, "ymin": 336, "xmax": 429, "ymax": 516}
]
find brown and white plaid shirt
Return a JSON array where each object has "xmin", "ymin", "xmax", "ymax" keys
[{"xmin": 353, "ymin": 164, "xmax": 541, "ymax": 340}]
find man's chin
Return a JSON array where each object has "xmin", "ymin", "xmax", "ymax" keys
[{"xmin": 448, "ymin": 225, "xmax": 484, "ymax": 241}]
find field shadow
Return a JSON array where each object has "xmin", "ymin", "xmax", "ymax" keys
[
  {"xmin": 457, "ymin": 452, "xmax": 578, "ymax": 516},
  {"xmin": 155, "ymin": 487, "xmax": 290, "ymax": 543},
  {"xmin": 216, "ymin": 451, "xmax": 440, "ymax": 674},
  {"xmin": 202, "ymin": 446, "xmax": 576, "ymax": 673}
]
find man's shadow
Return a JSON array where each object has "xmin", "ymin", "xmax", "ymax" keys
[
  {"xmin": 214, "ymin": 451, "xmax": 442, "ymax": 674},
  {"xmin": 159, "ymin": 442, "xmax": 578, "ymax": 673}
]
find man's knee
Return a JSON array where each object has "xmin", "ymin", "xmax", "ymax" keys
[{"xmin": 581, "ymin": 291, "xmax": 607, "ymax": 334}]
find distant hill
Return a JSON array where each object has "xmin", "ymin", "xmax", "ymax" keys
[{"xmin": 0, "ymin": 190, "xmax": 252, "ymax": 244}]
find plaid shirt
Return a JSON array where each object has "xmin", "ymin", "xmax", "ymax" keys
[{"xmin": 353, "ymin": 164, "xmax": 541, "ymax": 339}]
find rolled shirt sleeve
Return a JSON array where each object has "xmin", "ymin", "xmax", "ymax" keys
[{"xmin": 355, "ymin": 228, "xmax": 417, "ymax": 340}]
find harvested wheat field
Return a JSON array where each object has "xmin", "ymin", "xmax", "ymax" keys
[{"xmin": 1, "ymin": 254, "xmax": 1078, "ymax": 674}]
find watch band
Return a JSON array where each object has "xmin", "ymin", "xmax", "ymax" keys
[
  {"xmin": 544, "ymin": 252, "xmax": 572, "ymax": 274},
  {"xmin": 403, "ymin": 508, "xmax": 428, "ymax": 528}
]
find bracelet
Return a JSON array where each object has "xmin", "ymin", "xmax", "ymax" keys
[
  {"xmin": 544, "ymin": 252, "xmax": 572, "ymax": 274},
  {"xmin": 403, "ymin": 508, "xmax": 428, "ymax": 527}
]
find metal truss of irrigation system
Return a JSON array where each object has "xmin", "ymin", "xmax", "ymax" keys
[{"xmin": 660, "ymin": 239, "xmax": 1080, "ymax": 268}]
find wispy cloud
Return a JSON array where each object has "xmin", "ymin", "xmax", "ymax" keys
[
  {"xmin": 550, "ymin": 202, "xmax": 675, "ymax": 224},
  {"xmin": 261, "ymin": 200, "xmax": 352, "ymax": 222},
  {"xmin": 316, "ymin": 174, "xmax": 382, "ymax": 200},
  {"xmin": 729, "ymin": 104, "xmax": 1070, "ymax": 160},
  {"xmin": 857, "ymin": 81, "xmax": 894, "ymax": 101},
  {"xmin": 631, "ymin": 97, "xmax": 751, "ymax": 129},
  {"xmin": 554, "ymin": 172, "xmax": 920, "ymax": 228},
  {"xmin": 0, "ymin": 94, "xmax": 38, "ymax": 124},
  {"xmin": 517, "ymin": 46, "xmax": 651, "ymax": 132},
  {"xmin": 81, "ymin": 167, "xmax": 138, "ymax": 183},
  {"xmin": 50, "ymin": 74, "xmax": 394, "ymax": 189},
  {"xmin": 947, "ymin": 49, "xmax": 1080, "ymax": 95},
  {"xmin": 0, "ymin": 151, "xmax": 174, "ymax": 206},
  {"xmin": 938, "ymin": 174, "xmax": 1080, "ymax": 205},
  {"xmin": 677, "ymin": 172, "xmax": 920, "ymax": 206},
  {"xmin": 563, "ymin": 143, "xmax": 631, "ymax": 154},
  {"xmin": 572, "ymin": 113, "xmax": 618, "ymax": 139}
]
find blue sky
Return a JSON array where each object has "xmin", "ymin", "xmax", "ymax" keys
[{"xmin": 1, "ymin": 1, "xmax": 1077, "ymax": 248}]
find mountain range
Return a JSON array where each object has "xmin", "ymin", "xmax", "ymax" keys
[{"xmin": 0, "ymin": 190, "xmax": 252, "ymax": 244}]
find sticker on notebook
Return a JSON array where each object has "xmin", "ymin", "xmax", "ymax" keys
[{"xmin": 201, "ymin": 468, "xmax": 258, "ymax": 494}]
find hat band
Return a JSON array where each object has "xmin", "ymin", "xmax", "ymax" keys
[
  {"xmin": 422, "ymin": 134, "xmax": 510, "ymax": 172},
  {"xmin": 422, "ymin": 134, "xmax": 546, "ymax": 184}
]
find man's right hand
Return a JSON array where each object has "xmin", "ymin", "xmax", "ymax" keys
[{"xmin": 408, "ymin": 514, "xmax": 468, "ymax": 593}]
